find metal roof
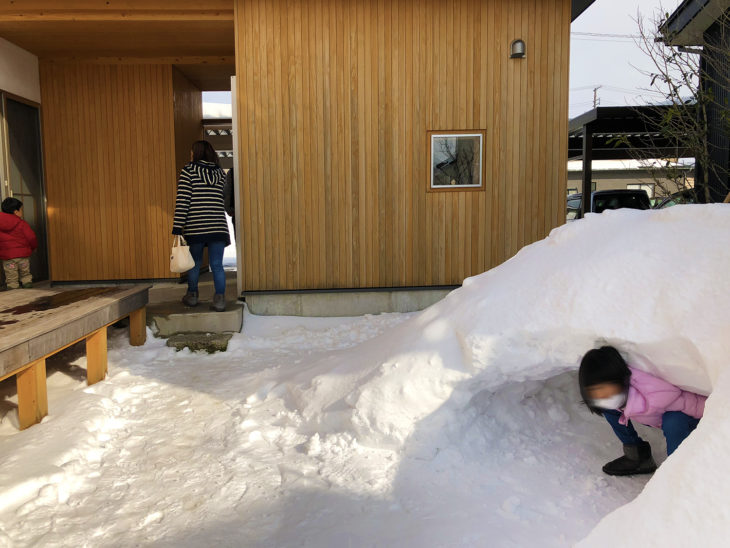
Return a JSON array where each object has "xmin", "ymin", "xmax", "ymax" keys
[
  {"xmin": 569, "ymin": 105, "xmax": 693, "ymax": 161},
  {"xmin": 661, "ymin": 0, "xmax": 730, "ymax": 45},
  {"xmin": 572, "ymin": 0, "xmax": 596, "ymax": 21}
]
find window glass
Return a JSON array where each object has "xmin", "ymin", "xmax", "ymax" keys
[{"xmin": 431, "ymin": 133, "xmax": 483, "ymax": 188}]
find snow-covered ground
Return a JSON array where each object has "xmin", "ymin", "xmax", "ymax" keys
[{"xmin": 0, "ymin": 205, "xmax": 728, "ymax": 547}]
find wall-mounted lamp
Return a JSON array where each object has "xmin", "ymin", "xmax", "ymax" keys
[{"xmin": 510, "ymin": 39, "xmax": 526, "ymax": 59}]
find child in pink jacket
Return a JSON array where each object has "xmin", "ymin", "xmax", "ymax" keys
[{"xmin": 579, "ymin": 346, "xmax": 706, "ymax": 476}]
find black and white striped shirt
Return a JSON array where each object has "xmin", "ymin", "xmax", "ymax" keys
[{"xmin": 172, "ymin": 161, "xmax": 230, "ymax": 245}]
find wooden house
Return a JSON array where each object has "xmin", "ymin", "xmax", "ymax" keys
[{"xmin": 0, "ymin": 0, "xmax": 595, "ymax": 298}]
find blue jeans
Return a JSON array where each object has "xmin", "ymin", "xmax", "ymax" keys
[
  {"xmin": 603, "ymin": 410, "xmax": 700, "ymax": 456},
  {"xmin": 187, "ymin": 241, "xmax": 226, "ymax": 295}
]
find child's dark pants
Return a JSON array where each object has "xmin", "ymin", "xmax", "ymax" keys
[{"xmin": 603, "ymin": 410, "xmax": 700, "ymax": 456}]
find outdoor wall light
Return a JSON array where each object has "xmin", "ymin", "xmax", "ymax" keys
[{"xmin": 510, "ymin": 39, "xmax": 526, "ymax": 59}]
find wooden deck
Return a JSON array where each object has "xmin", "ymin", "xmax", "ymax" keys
[{"xmin": 0, "ymin": 286, "xmax": 150, "ymax": 429}]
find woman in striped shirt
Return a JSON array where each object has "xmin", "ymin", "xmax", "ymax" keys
[{"xmin": 172, "ymin": 140, "xmax": 230, "ymax": 312}]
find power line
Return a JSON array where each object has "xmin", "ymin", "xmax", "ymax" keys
[
  {"xmin": 572, "ymin": 37, "xmax": 636, "ymax": 44},
  {"xmin": 569, "ymin": 85, "xmax": 667, "ymax": 97},
  {"xmin": 571, "ymin": 31, "xmax": 640, "ymax": 39}
]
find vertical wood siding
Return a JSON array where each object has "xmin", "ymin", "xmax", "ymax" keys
[
  {"xmin": 40, "ymin": 62, "xmax": 177, "ymax": 281},
  {"xmin": 234, "ymin": 0, "xmax": 571, "ymax": 291},
  {"xmin": 173, "ymin": 67, "xmax": 204, "ymax": 175}
]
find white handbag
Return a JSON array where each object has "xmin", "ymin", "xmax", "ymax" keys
[{"xmin": 170, "ymin": 235, "xmax": 195, "ymax": 273}]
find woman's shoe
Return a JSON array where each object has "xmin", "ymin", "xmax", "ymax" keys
[
  {"xmin": 210, "ymin": 293, "xmax": 226, "ymax": 312},
  {"xmin": 182, "ymin": 291, "xmax": 199, "ymax": 307},
  {"xmin": 602, "ymin": 441, "xmax": 657, "ymax": 476}
]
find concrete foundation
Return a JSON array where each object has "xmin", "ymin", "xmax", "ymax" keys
[
  {"xmin": 148, "ymin": 300, "xmax": 244, "ymax": 337},
  {"xmin": 244, "ymin": 288, "xmax": 454, "ymax": 317}
]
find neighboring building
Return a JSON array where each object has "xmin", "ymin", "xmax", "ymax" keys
[
  {"xmin": 203, "ymin": 118, "xmax": 234, "ymax": 171},
  {"xmin": 0, "ymin": 1, "xmax": 594, "ymax": 295},
  {"xmin": 567, "ymin": 160, "xmax": 695, "ymax": 203},
  {"xmin": 662, "ymin": 0, "xmax": 730, "ymax": 202}
]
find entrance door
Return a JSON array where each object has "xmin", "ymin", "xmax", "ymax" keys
[{"xmin": 0, "ymin": 94, "xmax": 49, "ymax": 282}]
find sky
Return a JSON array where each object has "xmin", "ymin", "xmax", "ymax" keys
[
  {"xmin": 569, "ymin": 0, "xmax": 684, "ymax": 117},
  {"xmin": 206, "ymin": 0, "xmax": 686, "ymax": 119}
]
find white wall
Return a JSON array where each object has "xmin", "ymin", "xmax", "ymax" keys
[{"xmin": 0, "ymin": 38, "xmax": 40, "ymax": 103}]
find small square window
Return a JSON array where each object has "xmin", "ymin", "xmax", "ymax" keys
[{"xmin": 429, "ymin": 131, "xmax": 485, "ymax": 190}]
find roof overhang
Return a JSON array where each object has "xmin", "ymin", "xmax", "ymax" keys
[
  {"xmin": 572, "ymin": 0, "xmax": 596, "ymax": 21},
  {"xmin": 568, "ymin": 105, "xmax": 695, "ymax": 161},
  {"xmin": 662, "ymin": 0, "xmax": 730, "ymax": 45}
]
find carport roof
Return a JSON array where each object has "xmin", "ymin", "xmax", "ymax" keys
[{"xmin": 569, "ymin": 105, "xmax": 694, "ymax": 161}]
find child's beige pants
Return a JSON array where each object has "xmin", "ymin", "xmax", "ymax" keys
[{"xmin": 3, "ymin": 257, "xmax": 32, "ymax": 289}]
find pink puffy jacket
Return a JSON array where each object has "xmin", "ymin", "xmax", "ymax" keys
[{"xmin": 619, "ymin": 367, "xmax": 706, "ymax": 428}]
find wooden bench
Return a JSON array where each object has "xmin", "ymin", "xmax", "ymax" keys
[{"xmin": 0, "ymin": 286, "xmax": 150, "ymax": 430}]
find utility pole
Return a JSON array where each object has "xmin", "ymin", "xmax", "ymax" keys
[{"xmin": 593, "ymin": 86, "xmax": 602, "ymax": 108}]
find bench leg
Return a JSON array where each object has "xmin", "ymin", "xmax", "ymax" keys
[
  {"xmin": 17, "ymin": 359, "xmax": 48, "ymax": 430},
  {"xmin": 86, "ymin": 326, "xmax": 108, "ymax": 385},
  {"xmin": 129, "ymin": 307, "xmax": 146, "ymax": 347}
]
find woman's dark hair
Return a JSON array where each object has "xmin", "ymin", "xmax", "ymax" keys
[
  {"xmin": 579, "ymin": 346, "xmax": 631, "ymax": 415},
  {"xmin": 191, "ymin": 140, "xmax": 220, "ymax": 166},
  {"xmin": 1, "ymin": 197, "xmax": 23, "ymax": 214}
]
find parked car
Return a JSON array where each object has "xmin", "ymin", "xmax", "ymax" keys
[
  {"xmin": 566, "ymin": 189, "xmax": 652, "ymax": 221},
  {"xmin": 654, "ymin": 189, "xmax": 699, "ymax": 209}
]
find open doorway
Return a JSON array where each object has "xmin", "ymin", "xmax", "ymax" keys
[
  {"xmin": 170, "ymin": 63, "xmax": 237, "ymax": 300},
  {"xmin": 0, "ymin": 92, "xmax": 49, "ymax": 285},
  {"xmin": 201, "ymin": 90, "xmax": 236, "ymax": 274}
]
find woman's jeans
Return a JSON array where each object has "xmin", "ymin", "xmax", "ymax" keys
[
  {"xmin": 187, "ymin": 241, "xmax": 226, "ymax": 295},
  {"xmin": 603, "ymin": 409, "xmax": 700, "ymax": 456}
]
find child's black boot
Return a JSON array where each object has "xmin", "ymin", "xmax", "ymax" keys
[{"xmin": 602, "ymin": 441, "xmax": 657, "ymax": 476}]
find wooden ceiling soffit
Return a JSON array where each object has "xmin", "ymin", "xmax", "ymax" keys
[
  {"xmin": 42, "ymin": 56, "xmax": 235, "ymax": 65},
  {"xmin": 0, "ymin": 1, "xmax": 233, "ymax": 22}
]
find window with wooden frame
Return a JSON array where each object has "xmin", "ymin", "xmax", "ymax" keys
[{"xmin": 428, "ymin": 130, "xmax": 486, "ymax": 191}]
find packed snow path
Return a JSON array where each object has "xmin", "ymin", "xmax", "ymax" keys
[{"xmin": 0, "ymin": 205, "xmax": 728, "ymax": 546}]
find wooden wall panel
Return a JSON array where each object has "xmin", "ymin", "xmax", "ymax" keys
[
  {"xmin": 234, "ymin": 0, "xmax": 571, "ymax": 291},
  {"xmin": 172, "ymin": 67, "xmax": 203, "ymax": 174},
  {"xmin": 40, "ymin": 62, "xmax": 177, "ymax": 281}
]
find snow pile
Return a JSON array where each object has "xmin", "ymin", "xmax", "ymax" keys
[
  {"xmin": 260, "ymin": 203, "xmax": 730, "ymax": 544},
  {"xmin": 281, "ymin": 205, "xmax": 729, "ymax": 452}
]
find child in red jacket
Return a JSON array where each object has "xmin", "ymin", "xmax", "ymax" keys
[{"xmin": 0, "ymin": 198, "xmax": 38, "ymax": 289}]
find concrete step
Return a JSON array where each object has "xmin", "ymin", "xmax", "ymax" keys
[
  {"xmin": 148, "ymin": 270, "xmax": 237, "ymax": 305},
  {"xmin": 166, "ymin": 332, "xmax": 233, "ymax": 353},
  {"xmin": 147, "ymin": 300, "xmax": 244, "ymax": 337}
]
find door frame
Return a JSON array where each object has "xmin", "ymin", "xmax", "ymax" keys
[
  {"xmin": 231, "ymin": 76, "xmax": 243, "ymax": 297},
  {"xmin": 0, "ymin": 88, "xmax": 52, "ymax": 282}
]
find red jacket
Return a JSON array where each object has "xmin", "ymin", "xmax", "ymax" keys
[{"xmin": 0, "ymin": 212, "xmax": 37, "ymax": 260}]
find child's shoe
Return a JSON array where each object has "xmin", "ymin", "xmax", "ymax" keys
[
  {"xmin": 602, "ymin": 441, "xmax": 657, "ymax": 476},
  {"xmin": 21, "ymin": 282, "xmax": 33, "ymax": 289}
]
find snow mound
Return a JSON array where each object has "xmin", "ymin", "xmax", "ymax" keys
[
  {"xmin": 278, "ymin": 205, "xmax": 729, "ymax": 448},
  {"xmin": 273, "ymin": 205, "xmax": 730, "ymax": 543}
]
